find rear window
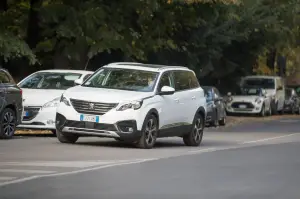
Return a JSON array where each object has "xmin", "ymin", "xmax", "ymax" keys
[{"xmin": 242, "ymin": 78, "xmax": 275, "ymax": 89}]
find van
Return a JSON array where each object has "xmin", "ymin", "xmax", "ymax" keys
[{"xmin": 240, "ymin": 76, "xmax": 285, "ymax": 114}]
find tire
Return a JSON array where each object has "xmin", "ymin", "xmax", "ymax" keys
[
  {"xmin": 183, "ymin": 113, "xmax": 204, "ymax": 147},
  {"xmin": 267, "ymin": 105, "xmax": 272, "ymax": 116},
  {"xmin": 135, "ymin": 114, "xmax": 158, "ymax": 149},
  {"xmin": 56, "ymin": 129, "xmax": 79, "ymax": 144},
  {"xmin": 298, "ymin": 107, "xmax": 300, "ymax": 115},
  {"xmin": 271, "ymin": 101, "xmax": 278, "ymax": 115},
  {"xmin": 260, "ymin": 104, "xmax": 266, "ymax": 117},
  {"xmin": 0, "ymin": 108, "xmax": 16, "ymax": 139},
  {"xmin": 219, "ymin": 111, "xmax": 226, "ymax": 126}
]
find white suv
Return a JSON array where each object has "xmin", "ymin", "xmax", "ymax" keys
[{"xmin": 55, "ymin": 62, "xmax": 206, "ymax": 149}]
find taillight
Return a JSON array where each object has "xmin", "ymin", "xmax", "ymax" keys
[{"xmin": 20, "ymin": 89, "xmax": 22, "ymax": 95}]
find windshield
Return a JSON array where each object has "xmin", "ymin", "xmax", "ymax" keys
[
  {"xmin": 82, "ymin": 68, "xmax": 159, "ymax": 92},
  {"xmin": 19, "ymin": 72, "xmax": 82, "ymax": 90},
  {"xmin": 242, "ymin": 78, "xmax": 275, "ymax": 89},
  {"xmin": 232, "ymin": 87, "xmax": 263, "ymax": 96}
]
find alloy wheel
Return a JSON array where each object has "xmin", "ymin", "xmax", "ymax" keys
[
  {"xmin": 145, "ymin": 118, "xmax": 157, "ymax": 146},
  {"xmin": 193, "ymin": 118, "xmax": 203, "ymax": 142},
  {"xmin": 2, "ymin": 112, "xmax": 15, "ymax": 137}
]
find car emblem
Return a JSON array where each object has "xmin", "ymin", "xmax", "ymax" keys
[{"xmin": 89, "ymin": 103, "xmax": 94, "ymax": 110}]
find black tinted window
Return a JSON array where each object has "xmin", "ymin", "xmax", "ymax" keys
[
  {"xmin": 174, "ymin": 71, "xmax": 199, "ymax": 91},
  {"xmin": 0, "ymin": 70, "xmax": 14, "ymax": 84},
  {"xmin": 83, "ymin": 74, "xmax": 91, "ymax": 81}
]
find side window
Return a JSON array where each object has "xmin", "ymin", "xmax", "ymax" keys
[
  {"xmin": 213, "ymin": 88, "xmax": 220, "ymax": 98},
  {"xmin": 83, "ymin": 74, "xmax": 91, "ymax": 82},
  {"xmin": 0, "ymin": 70, "xmax": 14, "ymax": 84},
  {"xmin": 158, "ymin": 72, "xmax": 173, "ymax": 91},
  {"xmin": 187, "ymin": 71, "xmax": 200, "ymax": 89},
  {"xmin": 174, "ymin": 71, "xmax": 199, "ymax": 91}
]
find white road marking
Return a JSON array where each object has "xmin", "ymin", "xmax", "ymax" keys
[
  {"xmin": 0, "ymin": 160, "xmax": 129, "ymax": 168},
  {"xmin": 0, "ymin": 169, "xmax": 55, "ymax": 174},
  {"xmin": 242, "ymin": 133, "xmax": 299, "ymax": 144},
  {"xmin": 0, "ymin": 159, "xmax": 155, "ymax": 187},
  {"xmin": 188, "ymin": 148, "xmax": 216, "ymax": 154},
  {"xmin": 0, "ymin": 177, "xmax": 17, "ymax": 181}
]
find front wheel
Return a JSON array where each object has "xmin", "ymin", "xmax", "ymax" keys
[
  {"xmin": 183, "ymin": 113, "xmax": 204, "ymax": 146},
  {"xmin": 135, "ymin": 114, "xmax": 158, "ymax": 149},
  {"xmin": 260, "ymin": 105, "xmax": 266, "ymax": 117},
  {"xmin": 56, "ymin": 129, "xmax": 79, "ymax": 144},
  {"xmin": 219, "ymin": 111, "xmax": 226, "ymax": 126},
  {"xmin": 0, "ymin": 108, "xmax": 16, "ymax": 139}
]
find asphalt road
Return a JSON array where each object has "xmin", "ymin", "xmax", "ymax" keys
[{"xmin": 0, "ymin": 116, "xmax": 300, "ymax": 199}]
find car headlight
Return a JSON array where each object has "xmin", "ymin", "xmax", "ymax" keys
[
  {"xmin": 117, "ymin": 100, "xmax": 143, "ymax": 111},
  {"xmin": 42, "ymin": 97, "xmax": 60, "ymax": 109},
  {"xmin": 255, "ymin": 98, "xmax": 262, "ymax": 104},
  {"xmin": 60, "ymin": 94, "xmax": 70, "ymax": 106}
]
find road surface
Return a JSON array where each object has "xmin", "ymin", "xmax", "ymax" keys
[{"xmin": 0, "ymin": 116, "xmax": 300, "ymax": 199}]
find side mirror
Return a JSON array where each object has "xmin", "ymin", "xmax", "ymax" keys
[
  {"xmin": 159, "ymin": 86, "xmax": 175, "ymax": 95},
  {"xmin": 277, "ymin": 86, "xmax": 283, "ymax": 91},
  {"xmin": 227, "ymin": 92, "xmax": 232, "ymax": 96},
  {"xmin": 74, "ymin": 78, "xmax": 83, "ymax": 85}
]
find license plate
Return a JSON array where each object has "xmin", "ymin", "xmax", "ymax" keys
[
  {"xmin": 239, "ymin": 105, "xmax": 247, "ymax": 109},
  {"xmin": 23, "ymin": 111, "xmax": 29, "ymax": 117},
  {"xmin": 80, "ymin": 115, "xmax": 99, "ymax": 123}
]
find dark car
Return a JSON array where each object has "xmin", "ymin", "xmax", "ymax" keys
[
  {"xmin": 202, "ymin": 86, "xmax": 226, "ymax": 127},
  {"xmin": 0, "ymin": 68, "xmax": 23, "ymax": 139},
  {"xmin": 283, "ymin": 88, "xmax": 300, "ymax": 114}
]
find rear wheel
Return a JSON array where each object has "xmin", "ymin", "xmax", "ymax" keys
[
  {"xmin": 0, "ymin": 108, "xmax": 16, "ymax": 139},
  {"xmin": 56, "ymin": 129, "xmax": 79, "ymax": 144},
  {"xmin": 183, "ymin": 113, "xmax": 204, "ymax": 146},
  {"xmin": 135, "ymin": 114, "xmax": 158, "ymax": 149}
]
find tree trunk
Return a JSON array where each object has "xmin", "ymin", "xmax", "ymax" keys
[
  {"xmin": 266, "ymin": 48, "xmax": 277, "ymax": 73},
  {"xmin": 26, "ymin": 0, "xmax": 42, "ymax": 49},
  {"xmin": 0, "ymin": 0, "xmax": 8, "ymax": 11}
]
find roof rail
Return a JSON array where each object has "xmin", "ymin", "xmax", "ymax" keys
[{"xmin": 108, "ymin": 62, "xmax": 187, "ymax": 69}]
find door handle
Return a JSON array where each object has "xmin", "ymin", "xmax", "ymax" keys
[
  {"xmin": 174, "ymin": 98, "xmax": 179, "ymax": 103},
  {"xmin": 192, "ymin": 96, "xmax": 196, "ymax": 100}
]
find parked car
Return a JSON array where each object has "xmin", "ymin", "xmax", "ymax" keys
[
  {"xmin": 0, "ymin": 68, "xmax": 23, "ymax": 139},
  {"xmin": 17, "ymin": 69, "xmax": 94, "ymax": 134},
  {"xmin": 226, "ymin": 87, "xmax": 272, "ymax": 116},
  {"xmin": 283, "ymin": 88, "xmax": 300, "ymax": 114},
  {"xmin": 202, "ymin": 86, "xmax": 226, "ymax": 127},
  {"xmin": 240, "ymin": 75, "xmax": 285, "ymax": 114},
  {"xmin": 55, "ymin": 62, "xmax": 207, "ymax": 149}
]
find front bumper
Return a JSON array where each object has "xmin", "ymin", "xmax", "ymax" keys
[
  {"xmin": 226, "ymin": 102, "xmax": 263, "ymax": 114},
  {"xmin": 17, "ymin": 106, "xmax": 56, "ymax": 130},
  {"xmin": 56, "ymin": 113, "xmax": 142, "ymax": 141}
]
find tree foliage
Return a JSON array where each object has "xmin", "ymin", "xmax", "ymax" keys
[{"xmin": 0, "ymin": 0, "xmax": 299, "ymax": 83}]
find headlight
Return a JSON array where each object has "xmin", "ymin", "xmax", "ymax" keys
[
  {"xmin": 117, "ymin": 100, "xmax": 143, "ymax": 111},
  {"xmin": 60, "ymin": 94, "xmax": 70, "ymax": 106},
  {"xmin": 42, "ymin": 97, "xmax": 60, "ymax": 109},
  {"xmin": 255, "ymin": 98, "xmax": 262, "ymax": 104}
]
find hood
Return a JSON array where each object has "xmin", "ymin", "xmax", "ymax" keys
[
  {"xmin": 230, "ymin": 95, "xmax": 261, "ymax": 102},
  {"xmin": 22, "ymin": 89, "xmax": 64, "ymax": 106},
  {"xmin": 64, "ymin": 86, "xmax": 154, "ymax": 103}
]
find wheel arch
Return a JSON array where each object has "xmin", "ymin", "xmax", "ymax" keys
[
  {"xmin": 144, "ymin": 108, "xmax": 160, "ymax": 128},
  {"xmin": 196, "ymin": 106, "xmax": 206, "ymax": 121}
]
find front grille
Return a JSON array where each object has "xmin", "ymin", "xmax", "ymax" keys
[
  {"xmin": 70, "ymin": 99, "xmax": 118, "ymax": 115},
  {"xmin": 231, "ymin": 102, "xmax": 254, "ymax": 109},
  {"xmin": 23, "ymin": 106, "xmax": 41, "ymax": 121},
  {"xmin": 65, "ymin": 120, "xmax": 117, "ymax": 131}
]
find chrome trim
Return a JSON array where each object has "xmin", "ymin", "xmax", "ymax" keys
[{"xmin": 62, "ymin": 127, "xmax": 120, "ymax": 138}]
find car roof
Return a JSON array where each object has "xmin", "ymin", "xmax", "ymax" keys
[
  {"xmin": 104, "ymin": 62, "xmax": 190, "ymax": 72},
  {"xmin": 34, "ymin": 69, "xmax": 94, "ymax": 75}
]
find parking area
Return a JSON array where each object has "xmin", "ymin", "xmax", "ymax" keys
[{"xmin": 1, "ymin": 115, "xmax": 299, "ymax": 189}]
